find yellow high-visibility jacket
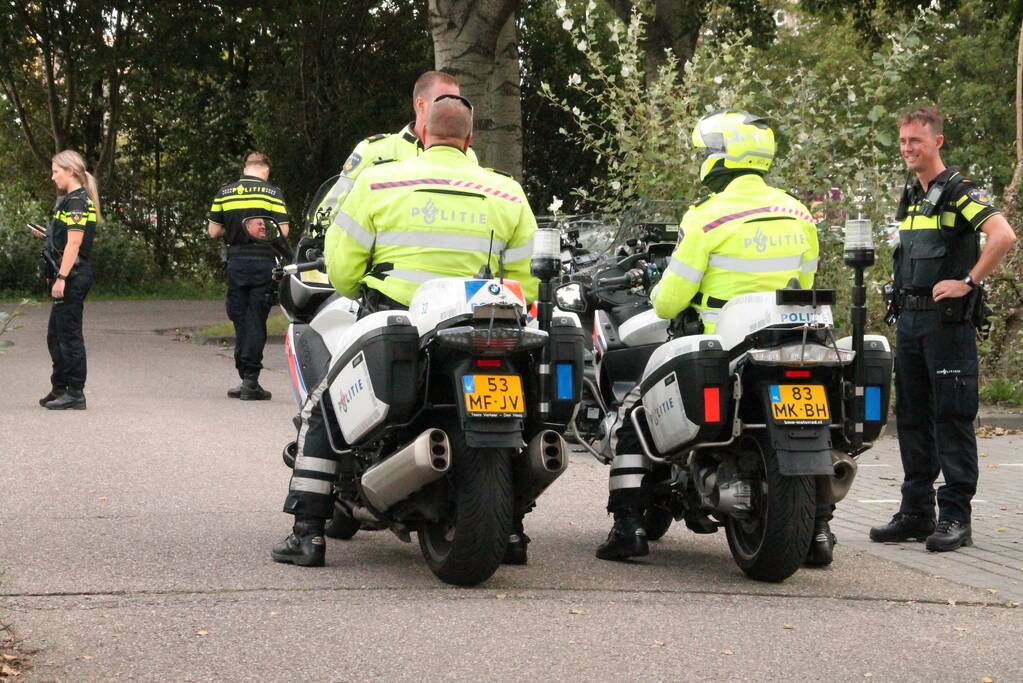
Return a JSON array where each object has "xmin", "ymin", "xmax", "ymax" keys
[
  {"xmin": 325, "ymin": 144, "xmax": 538, "ymax": 306},
  {"xmin": 651, "ymin": 174, "xmax": 819, "ymax": 332}
]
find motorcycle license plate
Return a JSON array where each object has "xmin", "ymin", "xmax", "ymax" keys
[
  {"xmin": 768, "ymin": 384, "xmax": 830, "ymax": 424},
  {"xmin": 462, "ymin": 374, "xmax": 525, "ymax": 417}
]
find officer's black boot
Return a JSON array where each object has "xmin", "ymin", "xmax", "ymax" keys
[
  {"xmin": 271, "ymin": 517, "xmax": 326, "ymax": 567},
  {"xmin": 868, "ymin": 513, "xmax": 935, "ymax": 543},
  {"xmin": 227, "ymin": 383, "xmax": 244, "ymax": 399},
  {"xmin": 45, "ymin": 389, "xmax": 86, "ymax": 410},
  {"xmin": 805, "ymin": 520, "xmax": 837, "ymax": 566},
  {"xmin": 39, "ymin": 386, "xmax": 66, "ymax": 407},
  {"xmin": 925, "ymin": 519, "xmax": 972, "ymax": 552},
  {"xmin": 239, "ymin": 378, "xmax": 271, "ymax": 401},
  {"xmin": 595, "ymin": 511, "xmax": 649, "ymax": 561},
  {"xmin": 503, "ymin": 516, "xmax": 530, "ymax": 565}
]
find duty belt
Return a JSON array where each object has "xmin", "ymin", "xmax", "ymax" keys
[
  {"xmin": 899, "ymin": 291, "xmax": 936, "ymax": 311},
  {"xmin": 692, "ymin": 292, "xmax": 728, "ymax": 309}
]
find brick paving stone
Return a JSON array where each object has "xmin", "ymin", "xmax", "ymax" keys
[{"xmin": 833, "ymin": 433, "xmax": 1023, "ymax": 603}]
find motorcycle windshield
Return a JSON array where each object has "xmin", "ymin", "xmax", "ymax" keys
[{"xmin": 304, "ymin": 174, "xmax": 341, "ymax": 231}]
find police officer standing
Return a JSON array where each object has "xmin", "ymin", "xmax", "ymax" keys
[
  {"xmin": 207, "ymin": 152, "xmax": 291, "ymax": 400},
  {"xmin": 271, "ymin": 96, "xmax": 538, "ymax": 568},
  {"xmin": 595, "ymin": 111, "xmax": 839, "ymax": 565},
  {"xmin": 33, "ymin": 150, "xmax": 101, "ymax": 410},
  {"xmin": 315, "ymin": 70, "xmax": 478, "ymax": 223},
  {"xmin": 869, "ymin": 105, "xmax": 1017, "ymax": 552}
]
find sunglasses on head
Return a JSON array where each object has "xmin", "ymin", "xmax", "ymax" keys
[{"xmin": 433, "ymin": 94, "xmax": 473, "ymax": 111}]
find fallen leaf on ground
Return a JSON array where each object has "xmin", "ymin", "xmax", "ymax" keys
[
  {"xmin": 864, "ymin": 674, "xmax": 874, "ymax": 679},
  {"xmin": 0, "ymin": 655, "xmax": 15, "ymax": 662},
  {"xmin": 954, "ymin": 626, "xmax": 969, "ymax": 632},
  {"xmin": 720, "ymin": 649, "xmax": 734, "ymax": 656},
  {"xmin": 783, "ymin": 624, "xmax": 794, "ymax": 630},
  {"xmin": 652, "ymin": 640, "xmax": 665, "ymax": 647},
  {"xmin": 981, "ymin": 677, "xmax": 994, "ymax": 683},
  {"xmin": 195, "ymin": 629, "xmax": 209, "ymax": 636},
  {"xmin": 948, "ymin": 599, "xmax": 957, "ymax": 606},
  {"xmin": 568, "ymin": 608, "xmax": 583, "ymax": 615},
  {"xmin": 986, "ymin": 589, "xmax": 998, "ymax": 595},
  {"xmin": 996, "ymin": 527, "xmax": 1008, "ymax": 532},
  {"xmin": 495, "ymin": 593, "xmax": 507, "ymax": 600}
]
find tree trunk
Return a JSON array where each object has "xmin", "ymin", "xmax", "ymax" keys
[
  {"xmin": 429, "ymin": 0, "xmax": 522, "ymax": 172},
  {"xmin": 611, "ymin": 0, "xmax": 708, "ymax": 85},
  {"xmin": 487, "ymin": 14, "xmax": 523, "ymax": 178},
  {"xmin": 1006, "ymin": 14, "xmax": 1023, "ymax": 223}
]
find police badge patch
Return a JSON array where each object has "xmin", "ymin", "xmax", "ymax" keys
[
  {"xmin": 967, "ymin": 187, "xmax": 992, "ymax": 206},
  {"xmin": 70, "ymin": 210, "xmax": 84, "ymax": 224},
  {"xmin": 343, "ymin": 152, "xmax": 362, "ymax": 174}
]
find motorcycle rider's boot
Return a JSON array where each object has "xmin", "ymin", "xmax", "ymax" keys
[
  {"xmin": 45, "ymin": 389, "xmax": 86, "ymax": 410},
  {"xmin": 271, "ymin": 517, "xmax": 326, "ymax": 567},
  {"xmin": 869, "ymin": 512, "xmax": 935, "ymax": 543},
  {"xmin": 503, "ymin": 517, "xmax": 530, "ymax": 565},
  {"xmin": 804, "ymin": 520, "xmax": 836, "ymax": 566},
  {"xmin": 39, "ymin": 386, "xmax": 66, "ymax": 407},
  {"xmin": 227, "ymin": 383, "xmax": 244, "ymax": 399},
  {"xmin": 595, "ymin": 511, "xmax": 649, "ymax": 561},
  {"xmin": 239, "ymin": 378, "xmax": 272, "ymax": 401},
  {"xmin": 925, "ymin": 519, "xmax": 972, "ymax": 552}
]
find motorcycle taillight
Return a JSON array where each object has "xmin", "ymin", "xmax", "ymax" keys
[{"xmin": 436, "ymin": 325, "xmax": 548, "ymax": 357}]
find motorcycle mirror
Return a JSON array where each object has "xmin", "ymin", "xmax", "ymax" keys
[
  {"xmin": 554, "ymin": 282, "xmax": 587, "ymax": 313},
  {"xmin": 243, "ymin": 215, "xmax": 282, "ymax": 243}
]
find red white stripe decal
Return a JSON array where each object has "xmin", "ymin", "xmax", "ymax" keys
[
  {"xmin": 369, "ymin": 178, "xmax": 522, "ymax": 203},
  {"xmin": 702, "ymin": 206, "xmax": 815, "ymax": 232}
]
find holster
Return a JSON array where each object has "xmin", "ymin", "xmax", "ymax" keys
[
  {"xmin": 968, "ymin": 285, "xmax": 993, "ymax": 339},
  {"xmin": 883, "ymin": 281, "xmax": 899, "ymax": 326},
  {"xmin": 669, "ymin": 307, "xmax": 705, "ymax": 338}
]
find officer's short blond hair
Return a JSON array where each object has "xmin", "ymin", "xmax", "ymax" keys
[
  {"xmin": 898, "ymin": 104, "xmax": 943, "ymax": 136},
  {"xmin": 413, "ymin": 71, "xmax": 460, "ymax": 102},
  {"xmin": 427, "ymin": 98, "xmax": 472, "ymax": 140}
]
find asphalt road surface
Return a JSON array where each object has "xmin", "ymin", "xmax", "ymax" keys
[{"xmin": 1, "ymin": 301, "xmax": 1021, "ymax": 682}]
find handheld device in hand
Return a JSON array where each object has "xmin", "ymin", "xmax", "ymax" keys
[{"xmin": 27, "ymin": 223, "xmax": 47, "ymax": 237}]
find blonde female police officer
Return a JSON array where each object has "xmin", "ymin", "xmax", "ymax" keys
[{"xmin": 31, "ymin": 150, "xmax": 101, "ymax": 410}]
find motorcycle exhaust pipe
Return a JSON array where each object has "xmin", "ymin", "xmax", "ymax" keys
[
  {"xmin": 816, "ymin": 451, "xmax": 859, "ymax": 505},
  {"xmin": 360, "ymin": 429, "xmax": 451, "ymax": 511},
  {"xmin": 514, "ymin": 430, "xmax": 569, "ymax": 514}
]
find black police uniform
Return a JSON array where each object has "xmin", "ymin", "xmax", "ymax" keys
[
  {"xmin": 892, "ymin": 167, "xmax": 999, "ymax": 525},
  {"xmin": 45, "ymin": 188, "xmax": 97, "ymax": 395},
  {"xmin": 208, "ymin": 176, "xmax": 290, "ymax": 385}
]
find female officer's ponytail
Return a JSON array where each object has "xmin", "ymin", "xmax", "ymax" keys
[{"xmin": 52, "ymin": 150, "xmax": 102, "ymax": 223}]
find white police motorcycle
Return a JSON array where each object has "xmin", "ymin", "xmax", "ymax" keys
[
  {"xmin": 559, "ymin": 239, "xmax": 891, "ymax": 582},
  {"xmin": 274, "ymin": 219, "xmax": 585, "ymax": 585}
]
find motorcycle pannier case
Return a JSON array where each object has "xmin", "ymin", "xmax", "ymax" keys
[
  {"xmin": 639, "ymin": 335, "xmax": 731, "ymax": 454},
  {"xmin": 327, "ymin": 312, "xmax": 420, "ymax": 444},
  {"xmin": 837, "ymin": 335, "xmax": 892, "ymax": 444}
]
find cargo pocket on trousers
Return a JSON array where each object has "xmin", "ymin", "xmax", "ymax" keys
[{"xmin": 934, "ymin": 359, "xmax": 979, "ymax": 422}]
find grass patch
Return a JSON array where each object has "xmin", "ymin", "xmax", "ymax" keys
[
  {"xmin": 1, "ymin": 280, "xmax": 222, "ymax": 303},
  {"xmin": 979, "ymin": 378, "xmax": 1023, "ymax": 407},
  {"xmin": 196, "ymin": 313, "xmax": 290, "ymax": 338}
]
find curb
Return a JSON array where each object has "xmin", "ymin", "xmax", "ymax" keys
[{"xmin": 886, "ymin": 411, "xmax": 1023, "ymax": 434}]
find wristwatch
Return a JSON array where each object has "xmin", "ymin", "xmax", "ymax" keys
[
  {"xmin": 963, "ymin": 275, "xmax": 977, "ymax": 289},
  {"xmin": 56, "ymin": 273, "xmax": 66, "ymax": 281}
]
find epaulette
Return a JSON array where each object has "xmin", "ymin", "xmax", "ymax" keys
[
  {"xmin": 366, "ymin": 133, "xmax": 388, "ymax": 143},
  {"xmin": 372, "ymin": 158, "xmax": 397, "ymax": 166},
  {"xmin": 485, "ymin": 167, "xmax": 514, "ymax": 179},
  {"xmin": 691, "ymin": 193, "xmax": 713, "ymax": 208}
]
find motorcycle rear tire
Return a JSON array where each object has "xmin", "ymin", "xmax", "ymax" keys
[
  {"xmin": 418, "ymin": 435, "xmax": 513, "ymax": 587},
  {"xmin": 724, "ymin": 434, "xmax": 814, "ymax": 582}
]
